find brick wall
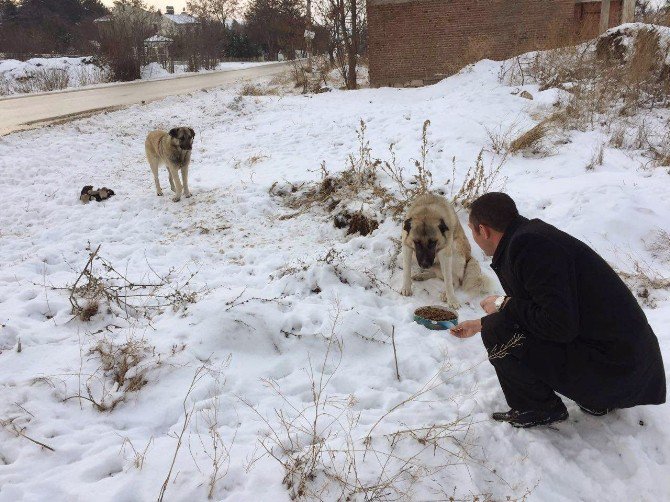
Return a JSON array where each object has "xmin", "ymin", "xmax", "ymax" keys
[
  {"xmin": 574, "ymin": 0, "xmax": 623, "ymax": 39},
  {"xmin": 367, "ymin": 0, "xmax": 623, "ymax": 87}
]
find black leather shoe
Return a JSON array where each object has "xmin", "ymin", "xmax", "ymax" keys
[
  {"xmin": 578, "ymin": 404, "xmax": 615, "ymax": 416},
  {"xmin": 492, "ymin": 405, "xmax": 569, "ymax": 428}
]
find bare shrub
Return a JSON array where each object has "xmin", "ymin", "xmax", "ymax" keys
[
  {"xmin": 509, "ymin": 122, "xmax": 548, "ymax": 153},
  {"xmin": 288, "ymin": 57, "xmax": 333, "ymax": 94},
  {"xmin": 245, "ymin": 305, "xmax": 526, "ymax": 500},
  {"xmin": 633, "ymin": 121, "xmax": 651, "ymax": 150},
  {"xmin": 60, "ymin": 334, "xmax": 155, "ymax": 412},
  {"xmin": 500, "ymin": 25, "xmax": 670, "ymax": 172},
  {"xmin": 1, "ymin": 415, "xmax": 55, "ymax": 452},
  {"xmin": 239, "ymin": 80, "xmax": 282, "ymax": 96},
  {"xmin": 615, "ymin": 255, "xmax": 670, "ymax": 308},
  {"xmin": 586, "ymin": 143, "xmax": 605, "ymax": 171},
  {"xmin": 158, "ymin": 363, "xmax": 213, "ymax": 502},
  {"xmin": 610, "ymin": 123, "xmax": 626, "ymax": 148},
  {"xmin": 34, "ymin": 68, "xmax": 70, "ymax": 91},
  {"xmin": 189, "ymin": 368, "xmax": 237, "ymax": 500},
  {"xmin": 12, "ymin": 68, "xmax": 71, "ymax": 94},
  {"xmin": 66, "ymin": 244, "xmax": 203, "ymax": 323},
  {"xmin": 120, "ymin": 436, "xmax": 154, "ymax": 470},
  {"xmin": 290, "ymin": 59, "xmax": 309, "ymax": 93},
  {"xmin": 379, "ymin": 120, "xmax": 434, "ymax": 203},
  {"xmin": 647, "ymin": 229, "xmax": 670, "ymax": 263},
  {"xmin": 452, "ymin": 148, "xmax": 507, "ymax": 208},
  {"xmin": 240, "ymin": 83, "xmax": 267, "ymax": 96},
  {"xmin": 485, "ymin": 122, "xmax": 519, "ymax": 155},
  {"xmin": 270, "ymin": 119, "xmax": 402, "ymax": 222},
  {"xmin": 74, "ymin": 65, "xmax": 111, "ymax": 87}
]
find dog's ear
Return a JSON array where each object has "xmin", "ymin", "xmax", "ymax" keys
[
  {"xmin": 189, "ymin": 128, "xmax": 195, "ymax": 137},
  {"xmin": 403, "ymin": 218, "xmax": 412, "ymax": 233},
  {"xmin": 169, "ymin": 128, "xmax": 178, "ymax": 138},
  {"xmin": 438, "ymin": 219, "xmax": 449, "ymax": 235}
]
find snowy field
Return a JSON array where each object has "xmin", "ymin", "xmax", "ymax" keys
[
  {"xmin": 0, "ymin": 40, "xmax": 669, "ymax": 501},
  {"xmin": 0, "ymin": 57, "xmax": 272, "ymax": 96}
]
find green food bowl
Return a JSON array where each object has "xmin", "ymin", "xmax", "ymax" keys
[{"xmin": 413, "ymin": 306, "xmax": 459, "ymax": 331}]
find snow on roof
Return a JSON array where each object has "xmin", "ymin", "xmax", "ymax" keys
[
  {"xmin": 163, "ymin": 13, "xmax": 199, "ymax": 25},
  {"xmin": 93, "ymin": 15, "xmax": 111, "ymax": 23},
  {"xmin": 144, "ymin": 35, "xmax": 173, "ymax": 44}
]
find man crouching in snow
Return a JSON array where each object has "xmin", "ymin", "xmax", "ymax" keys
[{"xmin": 450, "ymin": 192, "xmax": 666, "ymax": 428}]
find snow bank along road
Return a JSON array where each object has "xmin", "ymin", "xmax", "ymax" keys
[{"xmin": 0, "ymin": 62, "xmax": 290, "ymax": 136}]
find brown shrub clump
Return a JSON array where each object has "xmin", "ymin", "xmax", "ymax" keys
[{"xmin": 345, "ymin": 211, "xmax": 379, "ymax": 236}]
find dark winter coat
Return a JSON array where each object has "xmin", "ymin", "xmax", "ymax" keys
[{"xmin": 482, "ymin": 216, "xmax": 666, "ymax": 409}]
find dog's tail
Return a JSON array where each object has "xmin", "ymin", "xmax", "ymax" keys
[{"xmin": 462, "ymin": 256, "xmax": 495, "ymax": 295}]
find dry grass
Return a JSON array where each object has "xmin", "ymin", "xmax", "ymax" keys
[
  {"xmin": 586, "ymin": 143, "xmax": 605, "ymax": 171},
  {"xmin": 55, "ymin": 334, "xmax": 156, "ymax": 413},
  {"xmin": 120, "ymin": 436, "xmax": 153, "ymax": 470},
  {"xmin": 485, "ymin": 122, "xmax": 519, "ymax": 155},
  {"xmin": 270, "ymin": 119, "xmax": 404, "ymax": 228},
  {"xmin": 452, "ymin": 148, "xmax": 508, "ymax": 208},
  {"xmin": 509, "ymin": 122, "xmax": 548, "ymax": 154},
  {"xmin": 500, "ymin": 25, "xmax": 670, "ymax": 169},
  {"xmin": 647, "ymin": 229, "xmax": 670, "ymax": 263},
  {"xmin": 13, "ymin": 68, "xmax": 70, "ymax": 93},
  {"xmin": 615, "ymin": 254, "xmax": 670, "ymax": 308},
  {"xmin": 240, "ymin": 83, "xmax": 279, "ymax": 96},
  {"xmin": 609, "ymin": 123, "xmax": 626, "ymax": 148},
  {"xmin": 90, "ymin": 337, "xmax": 152, "ymax": 393},
  {"xmin": 272, "ymin": 118, "xmax": 507, "ymax": 230}
]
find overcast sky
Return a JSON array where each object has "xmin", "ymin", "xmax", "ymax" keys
[{"xmin": 101, "ymin": 1, "xmax": 189, "ymax": 14}]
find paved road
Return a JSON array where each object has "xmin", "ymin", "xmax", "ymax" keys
[{"xmin": 0, "ymin": 62, "xmax": 290, "ymax": 136}]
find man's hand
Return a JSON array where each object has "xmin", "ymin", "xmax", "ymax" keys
[
  {"xmin": 480, "ymin": 295, "xmax": 501, "ymax": 315},
  {"xmin": 450, "ymin": 319, "xmax": 482, "ymax": 339}
]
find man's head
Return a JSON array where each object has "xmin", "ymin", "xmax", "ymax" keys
[{"xmin": 468, "ymin": 192, "xmax": 519, "ymax": 256}]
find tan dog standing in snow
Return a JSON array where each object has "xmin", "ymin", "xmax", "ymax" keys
[
  {"xmin": 145, "ymin": 127, "xmax": 195, "ymax": 202},
  {"xmin": 400, "ymin": 193, "xmax": 489, "ymax": 309}
]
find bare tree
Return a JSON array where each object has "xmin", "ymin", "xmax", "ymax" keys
[
  {"xmin": 99, "ymin": 0, "xmax": 159, "ymax": 80},
  {"xmin": 186, "ymin": 0, "xmax": 239, "ymax": 24},
  {"xmin": 318, "ymin": 0, "xmax": 365, "ymax": 89}
]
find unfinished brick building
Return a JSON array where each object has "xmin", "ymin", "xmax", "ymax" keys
[{"xmin": 367, "ymin": 0, "xmax": 635, "ymax": 87}]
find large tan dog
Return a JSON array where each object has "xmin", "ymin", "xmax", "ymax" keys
[
  {"xmin": 400, "ymin": 193, "xmax": 488, "ymax": 308},
  {"xmin": 145, "ymin": 127, "xmax": 195, "ymax": 202}
]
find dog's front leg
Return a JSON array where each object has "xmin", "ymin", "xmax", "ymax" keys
[
  {"xmin": 181, "ymin": 163, "xmax": 191, "ymax": 198},
  {"xmin": 150, "ymin": 162, "xmax": 163, "ymax": 196},
  {"xmin": 167, "ymin": 165, "xmax": 183, "ymax": 202},
  {"xmin": 438, "ymin": 247, "xmax": 460, "ymax": 309},
  {"xmin": 400, "ymin": 244, "xmax": 413, "ymax": 296}
]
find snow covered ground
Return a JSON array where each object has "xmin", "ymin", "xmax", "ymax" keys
[
  {"xmin": 141, "ymin": 61, "xmax": 272, "ymax": 80},
  {"xmin": 0, "ymin": 44, "xmax": 668, "ymax": 501},
  {"xmin": 0, "ymin": 57, "xmax": 110, "ymax": 95},
  {"xmin": 0, "ymin": 57, "xmax": 272, "ymax": 96}
]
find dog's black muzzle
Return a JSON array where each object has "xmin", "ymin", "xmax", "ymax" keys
[{"xmin": 416, "ymin": 247, "xmax": 436, "ymax": 269}]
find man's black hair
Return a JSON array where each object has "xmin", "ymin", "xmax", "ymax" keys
[{"xmin": 469, "ymin": 192, "xmax": 519, "ymax": 232}]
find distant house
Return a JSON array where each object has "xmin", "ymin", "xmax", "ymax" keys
[
  {"xmin": 94, "ymin": 5, "xmax": 200, "ymax": 38},
  {"xmin": 366, "ymin": 0, "xmax": 636, "ymax": 87},
  {"xmin": 160, "ymin": 6, "xmax": 199, "ymax": 36}
]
